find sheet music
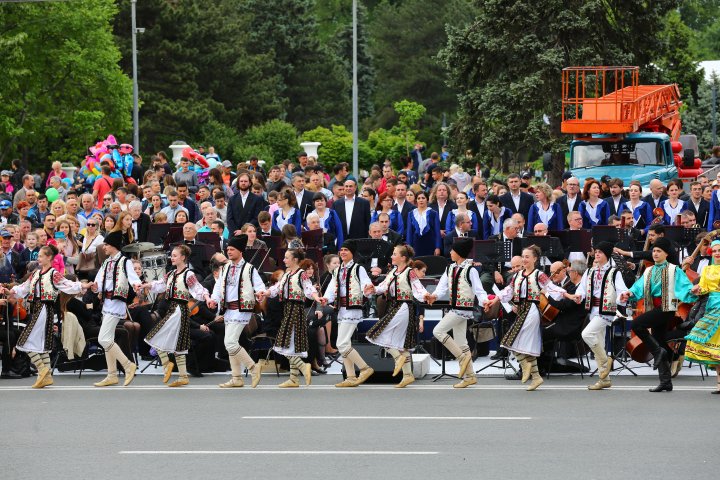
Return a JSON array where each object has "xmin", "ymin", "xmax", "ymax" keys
[{"xmin": 492, "ymin": 285, "xmax": 512, "ymax": 313}]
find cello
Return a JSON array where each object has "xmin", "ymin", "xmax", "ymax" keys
[{"xmin": 625, "ymin": 299, "xmax": 693, "ymax": 363}]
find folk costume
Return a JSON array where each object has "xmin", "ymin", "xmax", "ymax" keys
[
  {"xmin": 575, "ymin": 242, "xmax": 629, "ymax": 390},
  {"xmin": 91, "ymin": 231, "xmax": 142, "ymax": 387},
  {"xmin": 145, "ymin": 267, "xmax": 209, "ymax": 387},
  {"xmin": 366, "ymin": 260, "xmax": 429, "ymax": 388},
  {"xmin": 210, "ymin": 235, "xmax": 266, "ymax": 388},
  {"xmin": 268, "ymin": 264, "xmax": 318, "ymax": 387},
  {"xmin": 627, "ymin": 238, "xmax": 696, "ymax": 392},
  {"xmin": 496, "ymin": 265, "xmax": 566, "ymax": 390},
  {"xmin": 12, "ymin": 267, "xmax": 82, "ymax": 388},
  {"xmin": 684, "ymin": 241, "xmax": 720, "ymax": 392},
  {"xmin": 321, "ymin": 241, "xmax": 374, "ymax": 387},
  {"xmin": 431, "ymin": 238, "xmax": 489, "ymax": 389}
]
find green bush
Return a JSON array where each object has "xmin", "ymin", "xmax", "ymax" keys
[
  {"xmin": 301, "ymin": 125, "xmax": 375, "ymax": 170},
  {"xmin": 365, "ymin": 127, "xmax": 408, "ymax": 168},
  {"xmin": 239, "ymin": 119, "xmax": 300, "ymax": 165}
]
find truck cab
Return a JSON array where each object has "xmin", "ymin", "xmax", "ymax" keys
[{"xmin": 569, "ymin": 133, "xmax": 677, "ymax": 188}]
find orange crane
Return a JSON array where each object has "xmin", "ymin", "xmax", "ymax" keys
[{"xmin": 560, "ymin": 66, "xmax": 701, "ymax": 185}]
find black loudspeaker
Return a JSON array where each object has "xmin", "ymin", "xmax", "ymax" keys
[{"xmin": 342, "ymin": 343, "xmax": 399, "ymax": 383}]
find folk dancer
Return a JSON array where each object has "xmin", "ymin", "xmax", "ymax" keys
[
  {"xmin": 428, "ymin": 237, "xmax": 489, "ymax": 388},
  {"xmin": 142, "ymin": 245, "xmax": 212, "ymax": 387},
  {"xmin": 208, "ymin": 235, "xmax": 266, "ymax": 388},
  {"xmin": 0, "ymin": 245, "xmax": 82, "ymax": 388},
  {"xmin": 619, "ymin": 237, "xmax": 697, "ymax": 392},
  {"xmin": 267, "ymin": 249, "xmax": 323, "ymax": 387},
  {"xmin": 486, "ymin": 245, "xmax": 568, "ymax": 391},
  {"xmin": 572, "ymin": 241, "xmax": 629, "ymax": 390},
  {"xmin": 86, "ymin": 231, "xmax": 142, "ymax": 387},
  {"xmin": 364, "ymin": 244, "xmax": 431, "ymax": 388},
  {"xmin": 319, "ymin": 240, "xmax": 375, "ymax": 388},
  {"xmin": 685, "ymin": 240, "xmax": 720, "ymax": 394}
]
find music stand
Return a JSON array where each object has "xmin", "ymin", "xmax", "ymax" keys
[
  {"xmin": 354, "ymin": 238, "xmax": 392, "ymax": 272},
  {"xmin": 262, "ymin": 235, "xmax": 282, "ymax": 250},
  {"xmin": 197, "ymin": 232, "xmax": 221, "ymax": 253},
  {"xmin": 163, "ymin": 226, "xmax": 185, "ymax": 250},
  {"xmin": 521, "ymin": 236, "xmax": 563, "ymax": 268},
  {"xmin": 591, "ymin": 226, "xmax": 620, "ymax": 244},
  {"xmin": 245, "ymin": 247, "xmax": 269, "ymax": 270},
  {"xmin": 470, "ymin": 239, "xmax": 499, "ymax": 264},
  {"xmin": 301, "ymin": 229, "xmax": 323, "ymax": 249},
  {"xmin": 148, "ymin": 223, "xmax": 171, "ymax": 246}
]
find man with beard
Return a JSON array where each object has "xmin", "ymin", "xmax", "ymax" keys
[{"xmin": 227, "ymin": 172, "xmax": 263, "ymax": 234}]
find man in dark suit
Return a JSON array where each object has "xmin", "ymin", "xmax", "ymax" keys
[
  {"xmin": 686, "ymin": 180, "xmax": 710, "ymax": 229},
  {"xmin": 129, "ymin": 201, "xmax": 151, "ymax": 243},
  {"xmin": 227, "ymin": 172, "xmax": 264, "ymax": 234},
  {"xmin": 556, "ymin": 176, "xmax": 581, "ymax": 229},
  {"xmin": 375, "ymin": 212, "xmax": 402, "ymax": 246},
  {"xmin": 291, "ymin": 172, "xmax": 315, "ymax": 221},
  {"xmin": 606, "ymin": 178, "xmax": 627, "ymax": 217},
  {"xmin": 499, "ymin": 173, "xmax": 534, "ymax": 219},
  {"xmin": 392, "ymin": 182, "xmax": 416, "ymax": 228},
  {"xmin": 642, "ymin": 178, "xmax": 667, "ymax": 209},
  {"xmin": 443, "ymin": 213, "xmax": 477, "ymax": 257},
  {"xmin": 257, "ymin": 211, "xmax": 281, "ymax": 237},
  {"xmin": 333, "ymin": 179, "xmax": 371, "ymax": 240}
]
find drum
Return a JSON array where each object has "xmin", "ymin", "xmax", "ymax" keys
[{"xmin": 140, "ymin": 250, "xmax": 167, "ymax": 281}]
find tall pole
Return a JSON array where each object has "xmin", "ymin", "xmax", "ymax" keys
[
  {"xmin": 351, "ymin": 0, "xmax": 358, "ymax": 178},
  {"xmin": 131, "ymin": 0, "xmax": 140, "ymax": 153},
  {"xmin": 712, "ymin": 84, "xmax": 717, "ymax": 148}
]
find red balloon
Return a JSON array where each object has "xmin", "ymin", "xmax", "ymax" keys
[{"xmin": 182, "ymin": 147, "xmax": 195, "ymax": 159}]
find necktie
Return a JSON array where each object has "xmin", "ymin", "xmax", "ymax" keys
[{"xmin": 230, "ymin": 264, "xmax": 236, "ymax": 278}]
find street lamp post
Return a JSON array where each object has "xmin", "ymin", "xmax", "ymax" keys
[
  {"xmin": 131, "ymin": 0, "xmax": 140, "ymax": 153},
  {"xmin": 351, "ymin": 0, "xmax": 358, "ymax": 178}
]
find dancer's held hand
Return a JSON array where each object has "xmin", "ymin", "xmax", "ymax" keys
[
  {"xmin": 618, "ymin": 292, "xmax": 630, "ymax": 303},
  {"xmin": 206, "ymin": 299, "xmax": 217, "ymax": 309},
  {"xmin": 363, "ymin": 284, "xmax": 375, "ymax": 295}
]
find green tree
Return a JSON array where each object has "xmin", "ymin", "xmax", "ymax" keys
[
  {"xmin": 114, "ymin": 0, "xmax": 284, "ymax": 156},
  {"xmin": 683, "ymin": 75, "xmax": 720, "ymax": 155},
  {"xmin": 245, "ymin": 0, "xmax": 351, "ymax": 131},
  {"xmin": 439, "ymin": 0, "xmax": 680, "ymax": 184},
  {"xmin": 368, "ymin": 0, "xmax": 475, "ymax": 129},
  {"xmin": 653, "ymin": 11, "xmax": 703, "ymax": 102},
  {"xmin": 301, "ymin": 125, "xmax": 375, "ymax": 168},
  {"xmin": 394, "ymin": 100, "xmax": 426, "ymax": 155},
  {"xmin": 0, "ymin": 0, "xmax": 132, "ymax": 167},
  {"xmin": 238, "ymin": 120, "xmax": 300, "ymax": 165}
]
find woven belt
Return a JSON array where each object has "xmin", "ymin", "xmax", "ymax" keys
[
  {"xmin": 226, "ymin": 301, "xmax": 240, "ymax": 310},
  {"xmin": 104, "ymin": 292, "xmax": 113, "ymax": 299},
  {"xmin": 652, "ymin": 297, "xmax": 662, "ymax": 308},
  {"xmin": 591, "ymin": 298, "xmax": 601, "ymax": 307},
  {"xmin": 339, "ymin": 296, "xmax": 347, "ymax": 307}
]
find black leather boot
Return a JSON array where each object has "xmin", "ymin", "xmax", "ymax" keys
[
  {"xmin": 643, "ymin": 335, "xmax": 668, "ymax": 370},
  {"xmin": 649, "ymin": 360, "xmax": 673, "ymax": 392}
]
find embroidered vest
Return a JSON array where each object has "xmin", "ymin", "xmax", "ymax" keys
[
  {"xmin": 280, "ymin": 269, "xmax": 306, "ymax": 303},
  {"xmin": 27, "ymin": 268, "xmax": 59, "ymax": 304},
  {"xmin": 167, "ymin": 269, "xmax": 191, "ymax": 303},
  {"xmin": 512, "ymin": 270, "xmax": 541, "ymax": 303},
  {"xmin": 99, "ymin": 255, "xmax": 131, "ymax": 302},
  {"xmin": 642, "ymin": 264, "xmax": 678, "ymax": 312},
  {"xmin": 583, "ymin": 266, "xmax": 618, "ymax": 315},
  {"xmin": 447, "ymin": 263, "xmax": 475, "ymax": 310},
  {"xmin": 334, "ymin": 262, "xmax": 364, "ymax": 310},
  {"xmin": 218, "ymin": 261, "xmax": 258, "ymax": 313},
  {"xmin": 388, "ymin": 267, "xmax": 413, "ymax": 303}
]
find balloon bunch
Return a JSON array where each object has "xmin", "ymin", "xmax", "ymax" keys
[
  {"xmin": 79, "ymin": 135, "xmax": 135, "ymax": 185},
  {"xmin": 181, "ymin": 147, "xmax": 209, "ymax": 169}
]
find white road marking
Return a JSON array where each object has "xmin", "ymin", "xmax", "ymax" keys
[
  {"xmin": 0, "ymin": 384, "xmax": 712, "ymax": 392},
  {"xmin": 242, "ymin": 416, "xmax": 531, "ymax": 420},
  {"xmin": 119, "ymin": 450, "xmax": 438, "ymax": 455}
]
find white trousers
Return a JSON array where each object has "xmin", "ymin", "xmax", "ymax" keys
[
  {"xmin": 99, "ymin": 313, "xmax": 124, "ymax": 349},
  {"xmin": 336, "ymin": 322, "xmax": 358, "ymax": 355},
  {"xmin": 581, "ymin": 313, "xmax": 610, "ymax": 350},
  {"xmin": 433, "ymin": 312, "xmax": 469, "ymax": 351},
  {"xmin": 224, "ymin": 322, "xmax": 247, "ymax": 355}
]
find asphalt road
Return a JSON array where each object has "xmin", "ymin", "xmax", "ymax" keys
[{"xmin": 1, "ymin": 374, "xmax": 717, "ymax": 480}]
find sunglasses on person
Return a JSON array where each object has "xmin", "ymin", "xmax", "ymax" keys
[{"xmin": 87, "ymin": 223, "xmax": 97, "ymax": 227}]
